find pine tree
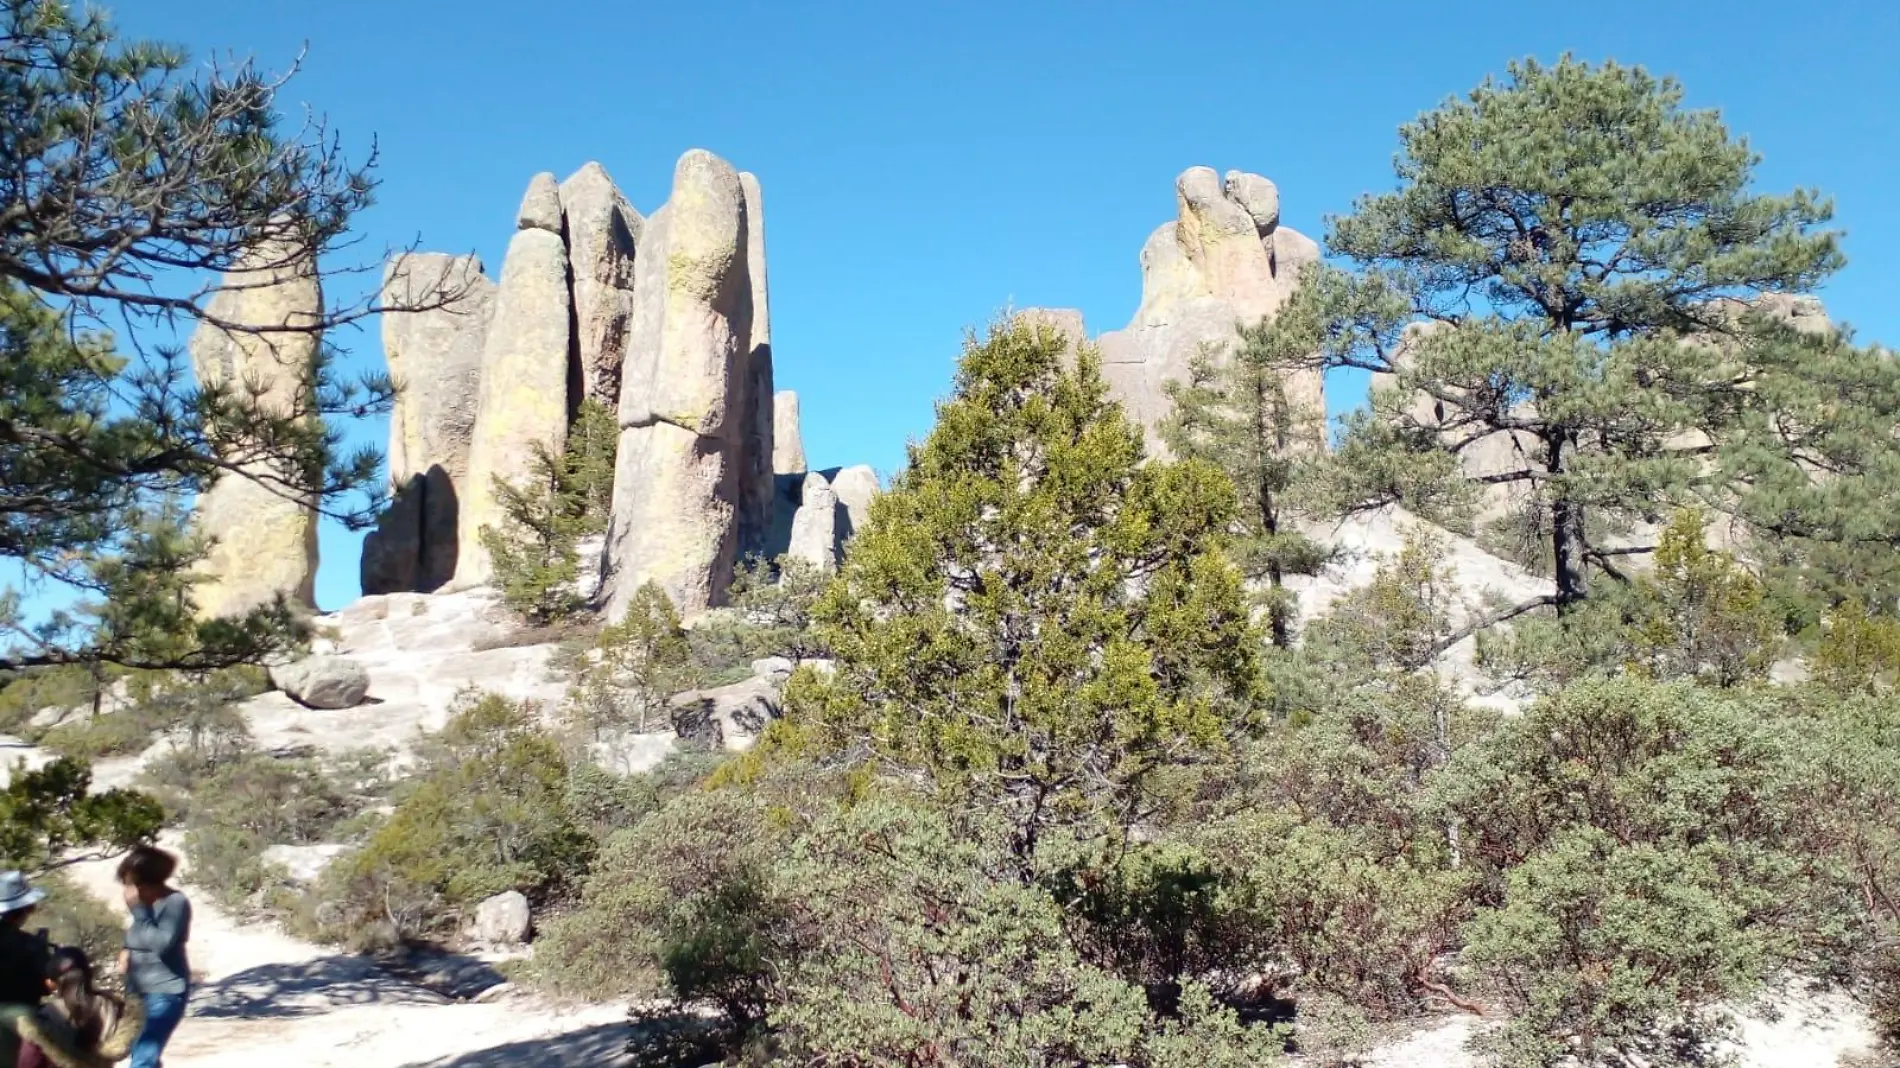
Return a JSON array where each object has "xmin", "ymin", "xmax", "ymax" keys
[
  {"xmin": 1164, "ymin": 312, "xmax": 1333, "ymax": 647},
  {"xmin": 479, "ymin": 446, "xmax": 589, "ymax": 625},
  {"xmin": 1284, "ymin": 57, "xmax": 1898, "ymax": 625},
  {"xmin": 0, "ymin": 0, "xmax": 464, "ymax": 672},
  {"xmin": 787, "ymin": 317, "xmax": 1263, "ymax": 866}
]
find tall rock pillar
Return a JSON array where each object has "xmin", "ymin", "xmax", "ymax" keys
[
  {"xmin": 604, "ymin": 150, "xmax": 769, "ymax": 619},
  {"xmin": 453, "ymin": 174, "xmax": 575, "ymax": 589},
  {"xmin": 188, "ymin": 237, "xmax": 324, "ymax": 618}
]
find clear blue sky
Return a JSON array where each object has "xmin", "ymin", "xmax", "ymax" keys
[{"xmin": 108, "ymin": 0, "xmax": 1900, "ymax": 611}]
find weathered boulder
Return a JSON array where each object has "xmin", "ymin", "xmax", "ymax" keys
[
  {"xmin": 188, "ymin": 236, "xmax": 324, "ymax": 618},
  {"xmin": 669, "ymin": 675, "xmax": 780, "ymax": 751},
  {"xmin": 1096, "ymin": 167, "xmax": 1322, "ymax": 455},
  {"xmin": 750, "ymin": 656, "xmax": 794, "ymax": 682},
  {"xmin": 773, "ymin": 390, "xmax": 806, "ymax": 474},
  {"xmin": 362, "ymin": 253, "xmax": 495, "ymax": 595},
  {"xmin": 455, "ymin": 178, "xmax": 574, "ymax": 589},
  {"xmin": 826, "ymin": 465, "xmax": 879, "ymax": 540},
  {"xmin": 270, "ymin": 656, "xmax": 371, "ymax": 710},
  {"xmin": 787, "ymin": 472, "xmax": 839, "ymax": 571},
  {"xmin": 515, "ymin": 172, "xmax": 562, "ymax": 233},
  {"xmin": 559, "ymin": 162, "xmax": 641, "ymax": 408},
  {"xmin": 474, "ymin": 890, "xmax": 532, "ymax": 946},
  {"xmin": 604, "ymin": 150, "xmax": 769, "ymax": 619}
]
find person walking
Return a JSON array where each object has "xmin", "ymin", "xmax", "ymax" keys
[
  {"xmin": 0, "ymin": 872, "xmax": 53, "ymax": 1066},
  {"xmin": 114, "ymin": 848, "xmax": 189, "ymax": 1068}
]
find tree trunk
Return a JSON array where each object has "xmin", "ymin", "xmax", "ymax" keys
[{"xmin": 1547, "ymin": 433, "xmax": 1588, "ymax": 610}]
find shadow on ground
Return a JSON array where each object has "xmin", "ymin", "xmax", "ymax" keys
[
  {"xmin": 400, "ymin": 1022, "xmax": 630, "ymax": 1067},
  {"xmin": 191, "ymin": 956, "xmax": 448, "ymax": 1020}
]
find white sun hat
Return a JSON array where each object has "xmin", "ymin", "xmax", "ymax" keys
[{"xmin": 0, "ymin": 871, "xmax": 47, "ymax": 915}]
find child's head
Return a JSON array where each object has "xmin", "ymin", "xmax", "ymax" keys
[
  {"xmin": 115, "ymin": 844, "xmax": 177, "ymax": 890},
  {"xmin": 45, "ymin": 946, "xmax": 105, "ymax": 1046}
]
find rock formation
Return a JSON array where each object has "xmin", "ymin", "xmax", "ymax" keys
[
  {"xmin": 826, "ymin": 465, "xmax": 879, "ymax": 540},
  {"xmin": 188, "ymin": 237, "xmax": 324, "ymax": 618},
  {"xmin": 773, "ymin": 391, "xmax": 806, "ymax": 474},
  {"xmin": 737, "ymin": 171, "xmax": 777, "ymax": 556},
  {"xmin": 787, "ymin": 472, "xmax": 840, "ymax": 571},
  {"xmin": 453, "ymin": 174, "xmax": 575, "ymax": 589},
  {"xmin": 1094, "ymin": 167, "xmax": 1321, "ymax": 455},
  {"xmin": 560, "ymin": 162, "xmax": 641, "ymax": 409},
  {"xmin": 361, "ymin": 254, "xmax": 495, "ymax": 595},
  {"xmin": 603, "ymin": 150, "xmax": 772, "ymax": 619}
]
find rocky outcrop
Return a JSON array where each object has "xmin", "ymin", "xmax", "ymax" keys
[
  {"xmin": 737, "ymin": 172, "xmax": 777, "ymax": 557},
  {"xmin": 188, "ymin": 237, "xmax": 324, "ymax": 619},
  {"xmin": 1096, "ymin": 167, "xmax": 1321, "ymax": 455},
  {"xmin": 787, "ymin": 472, "xmax": 840, "ymax": 571},
  {"xmin": 270, "ymin": 655, "xmax": 371, "ymax": 710},
  {"xmin": 362, "ymin": 254, "xmax": 495, "ymax": 595},
  {"xmin": 604, "ymin": 150, "xmax": 772, "ymax": 619},
  {"xmin": 773, "ymin": 391, "xmax": 806, "ymax": 474},
  {"xmin": 454, "ymin": 174, "xmax": 574, "ymax": 589},
  {"xmin": 560, "ymin": 162, "xmax": 641, "ymax": 409}
]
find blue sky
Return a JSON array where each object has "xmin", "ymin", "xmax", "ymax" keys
[{"xmin": 105, "ymin": 0, "xmax": 1900, "ymax": 611}]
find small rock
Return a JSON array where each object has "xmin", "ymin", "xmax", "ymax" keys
[
  {"xmin": 475, "ymin": 890, "xmax": 532, "ymax": 946},
  {"xmin": 516, "ymin": 172, "xmax": 563, "ymax": 233},
  {"xmin": 472, "ymin": 982, "xmax": 518, "ymax": 1004},
  {"xmin": 750, "ymin": 656, "xmax": 794, "ymax": 681},
  {"xmin": 269, "ymin": 656, "xmax": 371, "ymax": 710}
]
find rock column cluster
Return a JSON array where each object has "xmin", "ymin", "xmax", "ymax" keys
[{"xmin": 1017, "ymin": 167, "xmax": 1323, "ymax": 456}]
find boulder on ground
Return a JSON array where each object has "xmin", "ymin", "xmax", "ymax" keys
[
  {"xmin": 750, "ymin": 656, "xmax": 794, "ymax": 681},
  {"xmin": 269, "ymin": 656, "xmax": 371, "ymax": 710},
  {"xmin": 669, "ymin": 676, "xmax": 780, "ymax": 751},
  {"xmin": 474, "ymin": 890, "xmax": 532, "ymax": 946}
]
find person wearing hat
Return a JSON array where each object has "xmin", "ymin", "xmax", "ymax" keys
[{"xmin": 0, "ymin": 870, "xmax": 55, "ymax": 1065}]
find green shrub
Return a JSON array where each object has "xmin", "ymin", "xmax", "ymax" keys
[
  {"xmin": 480, "ymin": 398, "xmax": 619, "ymax": 625},
  {"xmin": 304, "ymin": 693, "xmax": 590, "ymax": 946}
]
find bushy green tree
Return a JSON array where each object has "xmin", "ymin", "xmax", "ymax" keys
[
  {"xmin": 1286, "ymin": 57, "xmax": 1897, "ymax": 626},
  {"xmin": 685, "ymin": 555, "xmax": 834, "ymax": 674},
  {"xmin": 566, "ymin": 581, "xmax": 692, "ymax": 740},
  {"xmin": 0, "ymin": 0, "xmax": 454, "ymax": 673},
  {"xmin": 1164, "ymin": 328, "xmax": 1332, "ymax": 647},
  {"xmin": 0, "ymin": 756, "xmax": 162, "ymax": 873},
  {"xmin": 480, "ymin": 398, "xmax": 621, "ymax": 624},
  {"xmin": 307, "ymin": 693, "xmax": 590, "ymax": 946},
  {"xmin": 788, "ymin": 317, "xmax": 1263, "ymax": 865}
]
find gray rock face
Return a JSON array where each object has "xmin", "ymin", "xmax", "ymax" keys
[
  {"xmin": 455, "ymin": 177, "xmax": 574, "ymax": 590},
  {"xmin": 516, "ymin": 172, "xmax": 563, "ymax": 233},
  {"xmin": 188, "ymin": 236, "xmax": 323, "ymax": 619},
  {"xmin": 270, "ymin": 656, "xmax": 371, "ymax": 710},
  {"xmin": 787, "ymin": 472, "xmax": 840, "ymax": 571},
  {"xmin": 362, "ymin": 253, "xmax": 496, "ymax": 595},
  {"xmin": 1096, "ymin": 167, "xmax": 1321, "ymax": 456},
  {"xmin": 559, "ymin": 162, "xmax": 641, "ymax": 408},
  {"xmin": 737, "ymin": 172, "xmax": 777, "ymax": 559},
  {"xmin": 604, "ymin": 150, "xmax": 772, "ymax": 619},
  {"xmin": 669, "ymin": 675, "xmax": 780, "ymax": 751},
  {"xmin": 773, "ymin": 390, "xmax": 806, "ymax": 474},
  {"xmin": 750, "ymin": 656, "xmax": 794, "ymax": 682},
  {"xmin": 826, "ymin": 465, "xmax": 879, "ymax": 540},
  {"xmin": 474, "ymin": 890, "xmax": 532, "ymax": 946}
]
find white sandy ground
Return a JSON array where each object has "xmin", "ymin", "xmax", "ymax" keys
[{"xmin": 0, "ymin": 509, "xmax": 1883, "ymax": 1065}]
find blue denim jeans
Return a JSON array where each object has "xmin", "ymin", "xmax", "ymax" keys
[{"xmin": 131, "ymin": 992, "xmax": 187, "ymax": 1068}]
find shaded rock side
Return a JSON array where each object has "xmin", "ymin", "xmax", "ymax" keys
[
  {"xmin": 773, "ymin": 390, "xmax": 806, "ymax": 474},
  {"xmin": 737, "ymin": 171, "xmax": 776, "ymax": 557},
  {"xmin": 825, "ymin": 464, "xmax": 879, "ymax": 541},
  {"xmin": 188, "ymin": 236, "xmax": 324, "ymax": 619},
  {"xmin": 787, "ymin": 471, "xmax": 840, "ymax": 571},
  {"xmin": 605, "ymin": 150, "xmax": 757, "ymax": 619},
  {"xmin": 1096, "ymin": 167, "xmax": 1322, "ymax": 456},
  {"xmin": 455, "ymin": 179, "xmax": 574, "ymax": 589},
  {"xmin": 362, "ymin": 253, "xmax": 496, "ymax": 595},
  {"xmin": 560, "ymin": 162, "xmax": 642, "ymax": 409}
]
